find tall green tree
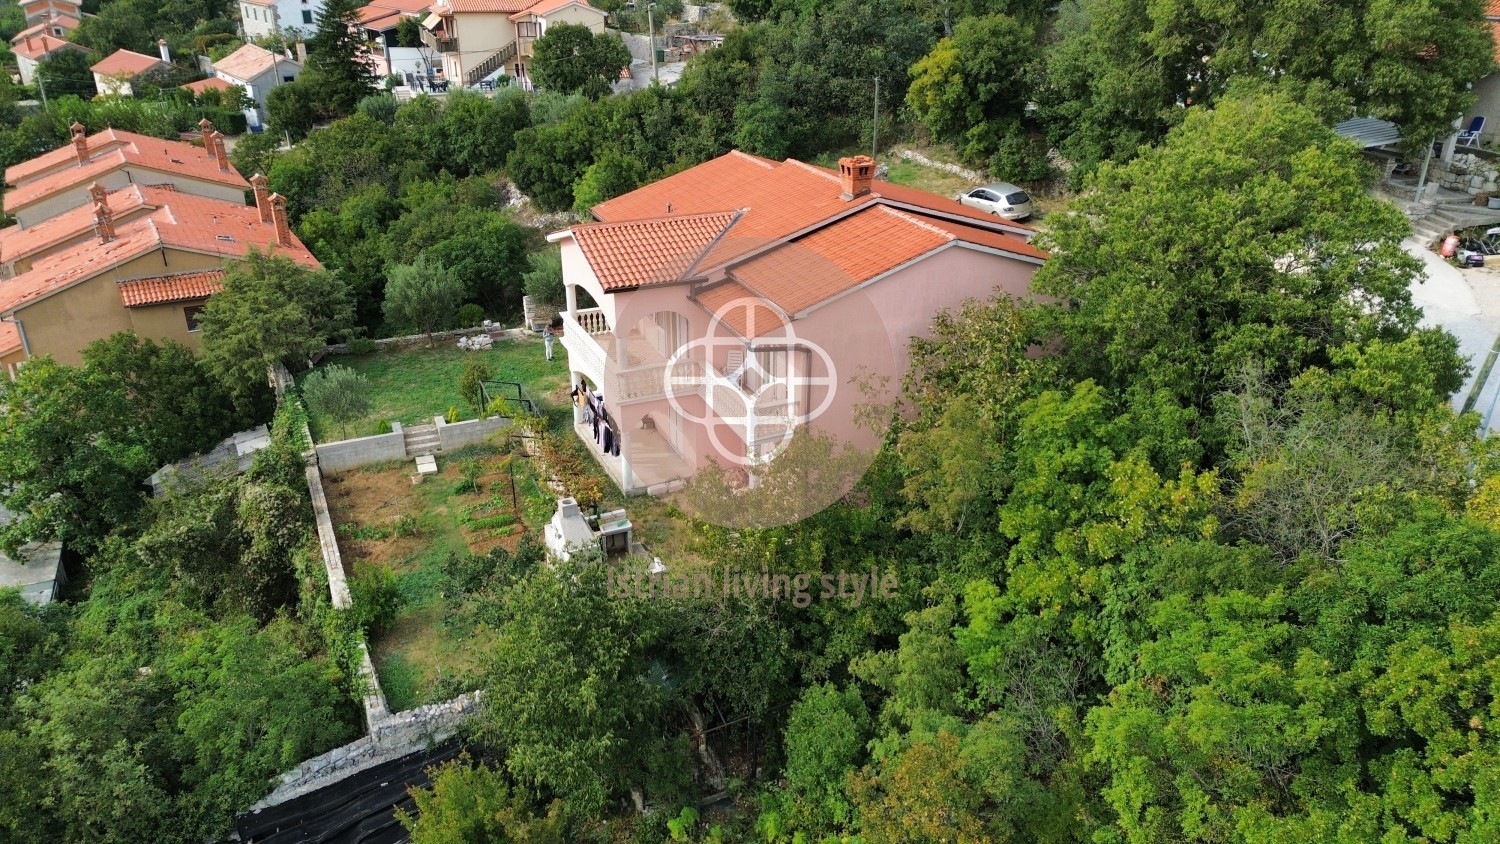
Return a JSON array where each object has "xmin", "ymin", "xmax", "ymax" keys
[
  {"xmin": 198, "ymin": 250, "xmax": 356, "ymax": 407},
  {"xmin": 382, "ymin": 254, "xmax": 466, "ymax": 339},
  {"xmin": 906, "ymin": 14, "xmax": 1035, "ymax": 167},
  {"xmin": 300, "ymin": 364, "xmax": 371, "ymax": 439},
  {"xmin": 528, "ymin": 23, "xmax": 630, "ymax": 98},
  {"xmin": 303, "ymin": 0, "xmax": 377, "ymax": 116}
]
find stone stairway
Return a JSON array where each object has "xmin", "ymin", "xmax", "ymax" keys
[
  {"xmin": 403, "ymin": 423, "xmax": 440, "ymax": 457},
  {"xmin": 1410, "ymin": 202, "xmax": 1500, "ymax": 246}
]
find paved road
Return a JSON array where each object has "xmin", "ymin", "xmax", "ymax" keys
[{"xmin": 1404, "ymin": 239, "xmax": 1500, "ymax": 429}]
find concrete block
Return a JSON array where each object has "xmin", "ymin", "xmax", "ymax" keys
[{"xmin": 416, "ymin": 455, "xmax": 438, "ymax": 475}]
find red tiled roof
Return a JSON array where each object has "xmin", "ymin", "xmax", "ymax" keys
[
  {"xmin": 6, "ymin": 128, "xmax": 129, "ymax": 185},
  {"xmin": 570, "ymin": 211, "xmax": 739, "ymax": 291},
  {"xmin": 0, "ymin": 321, "xmax": 18, "ymax": 356},
  {"xmin": 731, "ymin": 206, "xmax": 952, "ymax": 315},
  {"xmin": 3, "ymin": 131, "xmax": 249, "ymax": 214},
  {"xmin": 10, "ymin": 32, "xmax": 81, "ymax": 61},
  {"xmin": 118, "ymin": 269, "xmax": 226, "ymax": 306},
  {"xmin": 0, "ymin": 183, "xmax": 157, "ymax": 265},
  {"xmin": 429, "ymin": 0, "xmax": 532, "ymax": 13},
  {"xmin": 358, "ymin": 0, "xmax": 429, "ymax": 24},
  {"xmin": 693, "ymin": 281, "xmax": 785, "ymax": 340},
  {"xmin": 181, "ymin": 77, "xmax": 237, "ymax": 94},
  {"xmin": 511, "ymin": 0, "xmax": 596, "ymax": 20},
  {"xmin": 564, "ymin": 150, "xmax": 1046, "ymax": 314},
  {"xmin": 10, "ymin": 14, "xmax": 79, "ymax": 43},
  {"xmin": 1488, "ymin": 0, "xmax": 1500, "ymax": 17},
  {"xmin": 0, "ymin": 193, "xmax": 319, "ymax": 317},
  {"xmin": 1491, "ymin": 20, "xmax": 1500, "ymax": 65},
  {"xmin": 213, "ymin": 43, "xmax": 294, "ymax": 82},
  {"xmin": 91, "ymin": 49, "xmax": 166, "ymax": 77}
]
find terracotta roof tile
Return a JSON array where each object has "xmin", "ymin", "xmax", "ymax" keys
[
  {"xmin": 118, "ymin": 269, "xmax": 226, "ymax": 306},
  {"xmin": 10, "ymin": 14, "xmax": 79, "ymax": 43},
  {"xmin": 10, "ymin": 32, "xmax": 81, "ymax": 61},
  {"xmin": 1488, "ymin": 0, "xmax": 1500, "ymax": 17},
  {"xmin": 0, "ymin": 193, "xmax": 318, "ymax": 317},
  {"xmin": 181, "ymin": 77, "xmax": 238, "ymax": 94},
  {"xmin": 693, "ymin": 281, "xmax": 785, "ymax": 340},
  {"xmin": 5, "ymin": 128, "xmax": 129, "ymax": 185},
  {"xmin": 570, "ymin": 211, "xmax": 739, "ymax": 291},
  {"xmin": 91, "ymin": 49, "xmax": 167, "ymax": 77},
  {"xmin": 213, "ymin": 43, "xmax": 296, "ymax": 82},
  {"xmin": 0, "ymin": 321, "xmax": 18, "ymax": 356},
  {"xmin": 591, "ymin": 151, "xmax": 778, "ymax": 222},
  {"xmin": 3, "ymin": 132, "xmax": 248, "ymax": 214},
  {"xmin": 0, "ymin": 183, "xmax": 156, "ymax": 265},
  {"xmin": 731, "ymin": 206, "xmax": 952, "ymax": 315},
  {"xmin": 429, "ymin": 0, "xmax": 533, "ymax": 14},
  {"xmin": 511, "ymin": 0, "xmax": 596, "ymax": 20}
]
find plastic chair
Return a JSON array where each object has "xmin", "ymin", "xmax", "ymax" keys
[{"xmin": 1459, "ymin": 115, "xmax": 1485, "ymax": 147}]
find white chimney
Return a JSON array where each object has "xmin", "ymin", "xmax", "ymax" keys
[{"xmin": 157, "ymin": 38, "xmax": 170, "ymax": 63}]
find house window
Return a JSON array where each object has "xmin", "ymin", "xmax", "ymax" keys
[
  {"xmin": 302, "ymin": 9, "xmax": 312, "ymax": 22},
  {"xmin": 283, "ymin": 75, "xmax": 295, "ymax": 82},
  {"xmin": 184, "ymin": 305, "xmax": 206, "ymax": 332}
]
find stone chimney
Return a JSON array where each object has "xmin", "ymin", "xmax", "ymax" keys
[
  {"xmin": 71, "ymin": 122, "xmax": 88, "ymax": 165},
  {"xmin": 197, "ymin": 117, "xmax": 213, "ymax": 150},
  {"xmin": 23, "ymin": 34, "xmax": 31, "ymax": 52},
  {"xmin": 209, "ymin": 131, "xmax": 228, "ymax": 171},
  {"xmin": 87, "ymin": 181, "xmax": 107, "ymax": 206},
  {"xmin": 250, "ymin": 173, "xmax": 271, "ymax": 223},
  {"xmin": 269, "ymin": 192, "xmax": 291, "ymax": 247},
  {"xmin": 295, "ymin": 40, "xmax": 307, "ymax": 64},
  {"xmin": 157, "ymin": 38, "xmax": 170, "ymax": 64},
  {"xmin": 92, "ymin": 201, "xmax": 114, "ymax": 243},
  {"xmin": 838, "ymin": 155, "xmax": 875, "ymax": 201}
]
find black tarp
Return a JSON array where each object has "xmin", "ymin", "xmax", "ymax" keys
[{"xmin": 235, "ymin": 741, "xmax": 463, "ymax": 844}]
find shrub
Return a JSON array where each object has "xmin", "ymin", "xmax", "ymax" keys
[
  {"xmin": 455, "ymin": 304, "xmax": 485, "ymax": 328},
  {"xmin": 393, "ymin": 512, "xmax": 425, "ymax": 538},
  {"xmin": 446, "ymin": 406, "xmax": 461, "ymax": 424},
  {"xmin": 460, "ymin": 359, "xmax": 494, "ymax": 412},
  {"xmin": 350, "ymin": 564, "xmax": 402, "ymax": 635},
  {"xmin": 457, "ymin": 459, "xmax": 484, "ymax": 494},
  {"xmin": 347, "ymin": 337, "xmax": 378, "ymax": 355}
]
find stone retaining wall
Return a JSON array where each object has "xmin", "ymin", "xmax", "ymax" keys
[
  {"xmin": 324, "ymin": 326, "xmax": 531, "ymax": 355},
  {"xmin": 1433, "ymin": 152, "xmax": 1500, "ymax": 196},
  {"xmin": 314, "ymin": 424, "xmax": 406, "ymax": 473},
  {"xmin": 893, "ymin": 149, "xmax": 985, "ymax": 184}
]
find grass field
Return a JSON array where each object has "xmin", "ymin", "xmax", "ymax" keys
[{"xmin": 300, "ymin": 337, "xmax": 572, "ymax": 442}]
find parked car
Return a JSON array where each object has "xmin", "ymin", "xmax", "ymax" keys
[{"xmin": 955, "ymin": 183, "xmax": 1035, "ymax": 220}]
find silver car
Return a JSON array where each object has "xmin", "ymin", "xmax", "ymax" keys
[{"xmin": 955, "ymin": 183, "xmax": 1035, "ymax": 220}]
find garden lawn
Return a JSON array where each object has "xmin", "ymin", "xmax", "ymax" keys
[{"xmin": 300, "ymin": 337, "xmax": 571, "ymax": 443}]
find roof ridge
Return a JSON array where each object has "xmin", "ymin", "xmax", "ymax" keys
[
  {"xmin": 576, "ymin": 209, "xmax": 740, "ymax": 229},
  {"xmin": 781, "ymin": 158, "xmax": 841, "ymax": 185},
  {"xmin": 728, "ymin": 150, "xmax": 777, "ymax": 170},
  {"xmin": 874, "ymin": 204, "xmax": 956, "ymax": 242}
]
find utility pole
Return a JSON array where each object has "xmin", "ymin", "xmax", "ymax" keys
[
  {"xmin": 871, "ymin": 75, "xmax": 879, "ymax": 160},
  {"xmin": 648, "ymin": 3, "xmax": 658, "ymax": 84},
  {"xmin": 36, "ymin": 71, "xmax": 47, "ymax": 109}
]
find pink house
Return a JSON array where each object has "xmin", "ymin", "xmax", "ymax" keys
[{"xmin": 547, "ymin": 152, "xmax": 1045, "ymax": 496}]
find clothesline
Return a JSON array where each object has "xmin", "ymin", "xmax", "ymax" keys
[{"xmin": 573, "ymin": 382, "xmax": 622, "ymax": 458}]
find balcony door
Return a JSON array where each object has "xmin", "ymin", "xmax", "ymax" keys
[{"xmin": 653, "ymin": 312, "xmax": 688, "ymax": 362}]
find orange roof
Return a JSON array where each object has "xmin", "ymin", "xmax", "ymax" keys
[
  {"xmin": 213, "ymin": 43, "xmax": 295, "ymax": 82},
  {"xmin": 0, "ymin": 183, "xmax": 158, "ymax": 265},
  {"xmin": 11, "ymin": 14, "xmax": 78, "ymax": 43},
  {"xmin": 0, "ymin": 321, "xmax": 18, "ymax": 356},
  {"xmin": 731, "ymin": 206, "xmax": 951, "ymax": 315},
  {"xmin": 0, "ymin": 193, "xmax": 319, "ymax": 318},
  {"xmin": 693, "ymin": 281, "xmax": 785, "ymax": 340},
  {"xmin": 118, "ymin": 269, "xmax": 226, "ymax": 306},
  {"xmin": 10, "ymin": 32, "xmax": 80, "ymax": 61},
  {"xmin": 1488, "ymin": 0, "xmax": 1500, "ymax": 16},
  {"xmin": 6, "ymin": 128, "xmax": 130, "ymax": 185},
  {"xmin": 562, "ymin": 151, "xmax": 1046, "ymax": 313},
  {"xmin": 3, "ymin": 131, "xmax": 249, "ymax": 214},
  {"xmin": 511, "ymin": 0, "xmax": 596, "ymax": 20},
  {"xmin": 181, "ymin": 77, "xmax": 237, "ymax": 94},
  {"xmin": 429, "ymin": 0, "xmax": 532, "ymax": 12},
  {"xmin": 91, "ymin": 49, "xmax": 166, "ymax": 77},
  {"xmin": 358, "ymin": 0, "xmax": 429, "ymax": 24},
  {"xmin": 570, "ymin": 211, "xmax": 739, "ymax": 291}
]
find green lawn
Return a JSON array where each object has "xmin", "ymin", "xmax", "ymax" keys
[{"xmin": 299, "ymin": 337, "xmax": 571, "ymax": 443}]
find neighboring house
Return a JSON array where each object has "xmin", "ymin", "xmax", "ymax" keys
[
  {"xmin": 0, "ymin": 506, "xmax": 64, "ymax": 605},
  {"xmin": 548, "ymin": 152, "xmax": 1045, "ymax": 495},
  {"xmin": 0, "ymin": 175, "xmax": 319, "ymax": 375},
  {"xmin": 181, "ymin": 76, "xmax": 241, "ymax": 97},
  {"xmin": 3, "ymin": 122, "xmax": 250, "ymax": 228},
  {"xmin": 1463, "ymin": 0, "xmax": 1500, "ymax": 146},
  {"xmin": 213, "ymin": 43, "xmax": 302, "ymax": 127},
  {"xmin": 90, "ymin": 47, "xmax": 171, "ymax": 97},
  {"xmin": 10, "ymin": 28, "xmax": 85, "ymax": 86},
  {"xmin": 357, "ymin": 0, "xmax": 435, "ymax": 80},
  {"xmin": 419, "ymin": 0, "xmax": 606, "ymax": 87},
  {"xmin": 20, "ymin": 0, "xmax": 80, "ymax": 25},
  {"xmin": 239, "ymin": 0, "xmax": 325, "ymax": 38}
]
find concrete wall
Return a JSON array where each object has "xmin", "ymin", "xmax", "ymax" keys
[
  {"xmin": 436, "ymin": 414, "xmax": 509, "ymax": 451},
  {"xmin": 1465, "ymin": 74, "xmax": 1500, "ymax": 148},
  {"xmin": 314, "ymin": 423, "xmax": 405, "ymax": 472}
]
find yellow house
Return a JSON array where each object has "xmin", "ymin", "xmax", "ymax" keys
[
  {"xmin": 3, "ymin": 122, "xmax": 249, "ymax": 229},
  {"xmin": 421, "ymin": 0, "xmax": 606, "ymax": 87},
  {"xmin": 0, "ymin": 178, "xmax": 319, "ymax": 377}
]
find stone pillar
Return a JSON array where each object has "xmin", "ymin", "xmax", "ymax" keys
[{"xmin": 565, "ymin": 282, "xmax": 578, "ymax": 318}]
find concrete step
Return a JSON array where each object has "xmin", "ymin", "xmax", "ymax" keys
[{"xmin": 403, "ymin": 425, "xmax": 441, "ymax": 456}]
